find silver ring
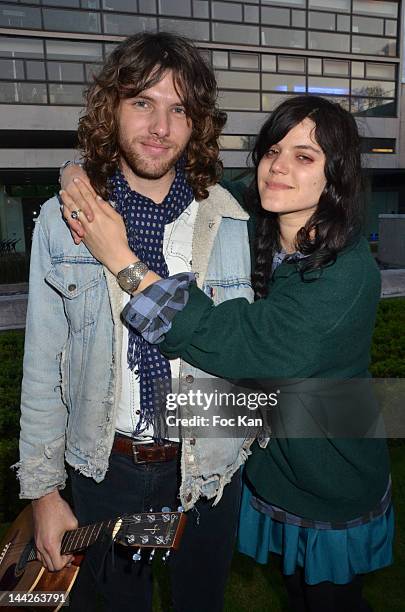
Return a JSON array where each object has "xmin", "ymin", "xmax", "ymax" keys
[{"xmin": 70, "ymin": 209, "xmax": 82, "ymax": 220}]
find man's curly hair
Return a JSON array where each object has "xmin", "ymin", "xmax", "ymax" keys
[{"xmin": 78, "ymin": 31, "xmax": 226, "ymax": 201}]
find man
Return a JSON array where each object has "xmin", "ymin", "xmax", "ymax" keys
[{"xmin": 16, "ymin": 32, "xmax": 253, "ymax": 612}]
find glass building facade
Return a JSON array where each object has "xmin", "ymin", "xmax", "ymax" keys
[{"xmin": 0, "ymin": 0, "xmax": 404, "ymax": 280}]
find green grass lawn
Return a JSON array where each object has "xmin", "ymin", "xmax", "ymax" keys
[{"xmin": 1, "ymin": 298, "xmax": 404, "ymax": 610}]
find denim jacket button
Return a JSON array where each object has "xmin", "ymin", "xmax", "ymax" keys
[
  {"xmin": 68, "ymin": 284, "xmax": 76, "ymax": 292},
  {"xmin": 185, "ymin": 375, "xmax": 194, "ymax": 384}
]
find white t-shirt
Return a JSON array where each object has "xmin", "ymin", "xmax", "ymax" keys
[{"xmin": 115, "ymin": 200, "xmax": 198, "ymax": 438}]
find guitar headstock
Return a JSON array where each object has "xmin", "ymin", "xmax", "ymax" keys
[{"xmin": 114, "ymin": 512, "xmax": 187, "ymax": 551}]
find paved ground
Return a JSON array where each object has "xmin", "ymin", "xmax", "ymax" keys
[{"xmin": 1, "ymin": 271, "xmax": 404, "ymax": 332}]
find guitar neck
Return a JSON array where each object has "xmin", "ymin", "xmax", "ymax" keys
[{"xmin": 60, "ymin": 519, "xmax": 116, "ymax": 555}]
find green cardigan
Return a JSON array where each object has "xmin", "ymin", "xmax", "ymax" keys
[{"xmin": 160, "ymin": 237, "xmax": 390, "ymax": 522}]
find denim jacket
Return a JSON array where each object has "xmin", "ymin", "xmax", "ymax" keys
[{"xmin": 16, "ymin": 184, "xmax": 254, "ymax": 510}]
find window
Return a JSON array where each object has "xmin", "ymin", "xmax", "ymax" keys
[
  {"xmin": 365, "ymin": 63, "xmax": 395, "ymax": 80},
  {"xmin": 230, "ymin": 52, "xmax": 259, "ymax": 70},
  {"xmin": 212, "ymin": 51, "xmax": 228, "ymax": 69},
  {"xmin": 47, "ymin": 62, "xmax": 85, "ymax": 82},
  {"xmin": 158, "ymin": 0, "xmax": 191, "ymax": 17},
  {"xmin": 0, "ymin": 37, "xmax": 43, "ymax": 59},
  {"xmin": 278, "ymin": 56, "xmax": 305, "ymax": 73},
  {"xmin": 158, "ymin": 0, "xmax": 192, "ymax": 16},
  {"xmin": 216, "ymin": 71, "xmax": 260, "ymax": 90},
  {"xmin": 244, "ymin": 5, "xmax": 259, "ymax": 23},
  {"xmin": 352, "ymin": 1, "xmax": 398, "ymax": 19},
  {"xmin": 351, "ymin": 62, "xmax": 364, "ymax": 78},
  {"xmin": 213, "ymin": 22, "xmax": 259, "ymax": 45},
  {"xmin": 0, "ymin": 4, "xmax": 41, "ymax": 28},
  {"xmin": 351, "ymin": 79, "xmax": 395, "ymax": 98},
  {"xmin": 337, "ymin": 15, "xmax": 350, "ymax": 31},
  {"xmin": 309, "ymin": 0, "xmax": 350, "ymax": 11},
  {"xmin": 160, "ymin": 18, "xmax": 210, "ymax": 41},
  {"xmin": 308, "ymin": 57, "xmax": 322, "ymax": 74},
  {"xmin": 351, "ymin": 97, "xmax": 395, "ymax": 117},
  {"xmin": 262, "ymin": 92, "xmax": 294, "ymax": 112},
  {"xmin": 262, "ymin": 0, "xmax": 304, "ymax": 6},
  {"xmin": 262, "ymin": 55, "xmax": 277, "ymax": 72},
  {"xmin": 308, "ymin": 76, "xmax": 349, "ymax": 95},
  {"xmin": 360, "ymin": 138, "xmax": 395, "ymax": 154},
  {"xmin": 292, "ymin": 10, "xmax": 305, "ymax": 27},
  {"xmin": 218, "ymin": 90, "xmax": 260, "ymax": 110},
  {"xmin": 48, "ymin": 83, "xmax": 85, "ymax": 105},
  {"xmin": 309, "ymin": 11, "xmax": 335, "ymax": 30},
  {"xmin": 0, "ymin": 82, "xmax": 47, "ymax": 104},
  {"xmin": 352, "ymin": 35, "xmax": 396, "ymax": 56},
  {"xmin": 193, "ymin": 0, "xmax": 209, "ymax": 19},
  {"xmin": 385, "ymin": 20, "xmax": 397, "ymax": 37},
  {"xmin": 219, "ymin": 135, "xmax": 255, "ymax": 150},
  {"xmin": 261, "ymin": 6, "xmax": 290, "ymax": 26},
  {"xmin": 323, "ymin": 59, "xmax": 349, "ymax": 76},
  {"xmin": 26, "ymin": 61, "xmax": 46, "ymax": 80},
  {"xmin": 139, "ymin": 0, "xmax": 157, "ymax": 13},
  {"xmin": 262, "ymin": 28, "xmax": 305, "ymax": 48},
  {"xmin": 43, "ymin": 9, "xmax": 101, "ymax": 33},
  {"xmin": 309, "ymin": 31, "xmax": 350, "ymax": 53},
  {"xmin": 212, "ymin": 2, "xmax": 242, "ymax": 21},
  {"xmin": 0, "ymin": 58, "xmax": 24, "ymax": 79},
  {"xmin": 103, "ymin": 0, "xmax": 137, "ymax": 10},
  {"xmin": 46, "ymin": 0, "xmax": 80, "ymax": 6},
  {"xmin": 263, "ymin": 73, "xmax": 306, "ymax": 93},
  {"xmin": 46, "ymin": 40, "xmax": 103, "ymax": 62},
  {"xmin": 352, "ymin": 16, "xmax": 384, "ymax": 36},
  {"xmin": 103, "ymin": 13, "xmax": 156, "ymax": 35}
]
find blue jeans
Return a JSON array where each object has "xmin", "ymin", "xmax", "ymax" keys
[{"xmin": 69, "ymin": 449, "xmax": 241, "ymax": 612}]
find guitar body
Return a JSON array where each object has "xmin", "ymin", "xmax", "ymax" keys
[{"xmin": 0, "ymin": 505, "xmax": 80, "ymax": 611}]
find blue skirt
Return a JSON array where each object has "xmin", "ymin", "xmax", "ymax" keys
[{"xmin": 237, "ymin": 484, "xmax": 394, "ymax": 585}]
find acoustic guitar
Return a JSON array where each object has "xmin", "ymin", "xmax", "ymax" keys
[{"xmin": 0, "ymin": 504, "xmax": 186, "ymax": 611}]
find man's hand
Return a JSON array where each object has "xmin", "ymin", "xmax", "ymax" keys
[
  {"xmin": 59, "ymin": 164, "xmax": 96, "ymax": 245},
  {"xmin": 32, "ymin": 490, "xmax": 78, "ymax": 572}
]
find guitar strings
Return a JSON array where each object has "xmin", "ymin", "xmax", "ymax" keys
[{"xmin": 0, "ymin": 516, "xmax": 180, "ymax": 557}]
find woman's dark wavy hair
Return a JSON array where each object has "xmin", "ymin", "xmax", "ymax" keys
[
  {"xmin": 249, "ymin": 95, "xmax": 363, "ymax": 299},
  {"xmin": 78, "ymin": 31, "xmax": 226, "ymax": 200}
]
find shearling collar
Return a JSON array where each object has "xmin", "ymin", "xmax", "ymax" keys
[{"xmin": 191, "ymin": 183, "xmax": 249, "ymax": 287}]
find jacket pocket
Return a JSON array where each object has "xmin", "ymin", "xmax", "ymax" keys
[{"xmin": 46, "ymin": 260, "xmax": 103, "ymax": 333}]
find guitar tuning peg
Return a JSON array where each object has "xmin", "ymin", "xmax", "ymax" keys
[
  {"xmin": 177, "ymin": 506, "xmax": 184, "ymax": 513},
  {"xmin": 148, "ymin": 548, "xmax": 155, "ymax": 564},
  {"xmin": 126, "ymin": 534, "xmax": 136, "ymax": 545},
  {"xmin": 161, "ymin": 506, "xmax": 171, "ymax": 513},
  {"xmin": 162, "ymin": 549, "xmax": 171, "ymax": 564},
  {"xmin": 132, "ymin": 548, "xmax": 142, "ymax": 562}
]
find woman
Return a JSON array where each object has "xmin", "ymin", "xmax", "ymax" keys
[{"xmin": 61, "ymin": 95, "xmax": 393, "ymax": 612}]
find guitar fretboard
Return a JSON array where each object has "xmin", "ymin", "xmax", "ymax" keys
[{"xmin": 61, "ymin": 520, "xmax": 115, "ymax": 555}]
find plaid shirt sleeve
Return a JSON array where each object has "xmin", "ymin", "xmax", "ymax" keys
[{"xmin": 122, "ymin": 272, "xmax": 195, "ymax": 344}]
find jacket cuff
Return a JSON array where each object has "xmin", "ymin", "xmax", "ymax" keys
[
  {"xmin": 159, "ymin": 284, "xmax": 213, "ymax": 358},
  {"xmin": 15, "ymin": 436, "xmax": 67, "ymax": 499}
]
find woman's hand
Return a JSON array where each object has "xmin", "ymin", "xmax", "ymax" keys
[
  {"xmin": 59, "ymin": 164, "xmax": 97, "ymax": 245},
  {"xmin": 63, "ymin": 194, "xmax": 136, "ymax": 276}
]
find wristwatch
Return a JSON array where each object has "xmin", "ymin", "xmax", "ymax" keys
[{"xmin": 116, "ymin": 261, "xmax": 149, "ymax": 294}]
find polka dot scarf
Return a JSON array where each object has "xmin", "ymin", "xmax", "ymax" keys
[{"xmin": 109, "ymin": 166, "xmax": 194, "ymax": 438}]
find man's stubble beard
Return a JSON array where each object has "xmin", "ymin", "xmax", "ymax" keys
[{"xmin": 119, "ymin": 134, "xmax": 188, "ymax": 180}]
